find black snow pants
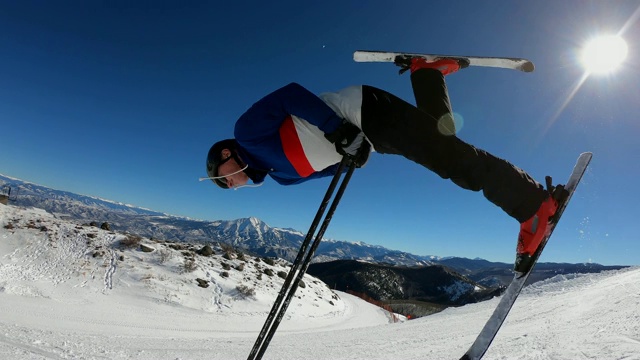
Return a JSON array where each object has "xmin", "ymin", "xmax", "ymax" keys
[{"xmin": 360, "ymin": 69, "xmax": 548, "ymax": 223}]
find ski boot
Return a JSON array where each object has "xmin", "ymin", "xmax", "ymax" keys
[
  {"xmin": 514, "ymin": 176, "xmax": 569, "ymax": 273},
  {"xmin": 394, "ymin": 56, "xmax": 469, "ymax": 76}
]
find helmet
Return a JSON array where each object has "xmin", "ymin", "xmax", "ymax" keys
[{"xmin": 206, "ymin": 139, "xmax": 238, "ymax": 189}]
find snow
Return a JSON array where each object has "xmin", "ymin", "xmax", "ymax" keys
[
  {"xmin": 1, "ymin": 202, "xmax": 639, "ymax": 359},
  {"xmin": 440, "ymin": 280, "xmax": 475, "ymax": 302}
]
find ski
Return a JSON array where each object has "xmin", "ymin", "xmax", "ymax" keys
[
  {"xmin": 354, "ymin": 50, "xmax": 535, "ymax": 73},
  {"xmin": 460, "ymin": 152, "xmax": 593, "ymax": 360}
]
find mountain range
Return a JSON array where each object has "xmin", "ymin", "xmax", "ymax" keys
[
  {"xmin": 0, "ymin": 173, "xmax": 626, "ymax": 294},
  {"xmin": 0, "ymin": 173, "xmax": 440, "ymax": 265}
]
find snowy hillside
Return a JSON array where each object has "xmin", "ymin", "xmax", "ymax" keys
[
  {"xmin": 0, "ymin": 203, "xmax": 354, "ymax": 314},
  {"xmin": 1, "ymin": 202, "xmax": 639, "ymax": 359},
  {"xmin": 0, "ymin": 203, "xmax": 392, "ymax": 358}
]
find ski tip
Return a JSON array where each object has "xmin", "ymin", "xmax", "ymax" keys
[
  {"xmin": 577, "ymin": 152, "xmax": 593, "ymax": 168},
  {"xmin": 519, "ymin": 61, "xmax": 535, "ymax": 73}
]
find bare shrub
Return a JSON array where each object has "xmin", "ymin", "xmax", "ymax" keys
[
  {"xmin": 120, "ymin": 234, "xmax": 142, "ymax": 248},
  {"xmin": 181, "ymin": 259, "xmax": 197, "ymax": 273},
  {"xmin": 220, "ymin": 243, "xmax": 234, "ymax": 253},
  {"xmin": 168, "ymin": 243, "xmax": 187, "ymax": 251},
  {"xmin": 236, "ymin": 285, "xmax": 256, "ymax": 299},
  {"xmin": 262, "ymin": 257, "xmax": 276, "ymax": 266},
  {"xmin": 158, "ymin": 249, "xmax": 173, "ymax": 264},
  {"xmin": 277, "ymin": 271, "xmax": 288, "ymax": 279}
]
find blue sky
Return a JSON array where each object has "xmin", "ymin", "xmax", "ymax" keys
[{"xmin": 1, "ymin": 1, "xmax": 639, "ymax": 265}]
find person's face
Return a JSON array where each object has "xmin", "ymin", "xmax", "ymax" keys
[{"xmin": 218, "ymin": 149, "xmax": 249, "ymax": 189}]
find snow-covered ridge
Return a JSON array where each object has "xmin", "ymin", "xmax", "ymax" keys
[{"xmin": 0, "ymin": 173, "xmax": 166, "ymax": 217}]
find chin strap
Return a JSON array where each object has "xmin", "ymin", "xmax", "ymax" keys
[
  {"xmin": 198, "ymin": 164, "xmax": 248, "ymax": 182},
  {"xmin": 198, "ymin": 164, "xmax": 264, "ymax": 190},
  {"xmin": 229, "ymin": 182, "xmax": 264, "ymax": 190}
]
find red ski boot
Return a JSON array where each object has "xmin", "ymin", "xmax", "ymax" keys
[
  {"xmin": 514, "ymin": 177, "xmax": 568, "ymax": 273},
  {"xmin": 395, "ymin": 56, "xmax": 469, "ymax": 76}
]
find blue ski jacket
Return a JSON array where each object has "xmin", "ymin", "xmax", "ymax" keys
[{"xmin": 234, "ymin": 82, "xmax": 347, "ymax": 186}]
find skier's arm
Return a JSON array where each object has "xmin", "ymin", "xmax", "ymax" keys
[
  {"xmin": 235, "ymin": 83, "xmax": 343, "ymax": 141},
  {"xmin": 275, "ymin": 83, "xmax": 343, "ymax": 133}
]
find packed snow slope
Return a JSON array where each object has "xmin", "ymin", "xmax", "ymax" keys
[{"xmin": 0, "ymin": 203, "xmax": 639, "ymax": 359}]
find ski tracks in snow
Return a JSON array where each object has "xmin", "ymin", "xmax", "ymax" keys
[
  {"xmin": 0, "ymin": 330, "xmax": 68, "ymax": 360},
  {"xmin": 206, "ymin": 270, "xmax": 227, "ymax": 311},
  {"xmin": 103, "ymin": 250, "xmax": 117, "ymax": 291}
]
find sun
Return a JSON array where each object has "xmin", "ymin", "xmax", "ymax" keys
[{"xmin": 581, "ymin": 35, "xmax": 628, "ymax": 74}]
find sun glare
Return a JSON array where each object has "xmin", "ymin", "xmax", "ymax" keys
[{"xmin": 581, "ymin": 35, "xmax": 628, "ymax": 74}]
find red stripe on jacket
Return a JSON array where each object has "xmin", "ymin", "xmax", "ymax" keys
[{"xmin": 279, "ymin": 116, "xmax": 315, "ymax": 177}]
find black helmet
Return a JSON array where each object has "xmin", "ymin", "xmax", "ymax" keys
[{"xmin": 206, "ymin": 139, "xmax": 239, "ymax": 189}]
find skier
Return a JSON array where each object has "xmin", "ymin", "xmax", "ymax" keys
[{"xmin": 204, "ymin": 57, "xmax": 567, "ymax": 271}]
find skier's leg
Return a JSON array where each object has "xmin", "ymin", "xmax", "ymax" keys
[
  {"xmin": 409, "ymin": 69, "xmax": 456, "ymax": 136},
  {"xmin": 360, "ymin": 84, "xmax": 548, "ymax": 223}
]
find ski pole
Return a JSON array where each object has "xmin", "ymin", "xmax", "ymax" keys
[
  {"xmin": 254, "ymin": 156, "xmax": 357, "ymax": 360},
  {"xmin": 247, "ymin": 156, "xmax": 352, "ymax": 359},
  {"xmin": 247, "ymin": 156, "xmax": 355, "ymax": 360}
]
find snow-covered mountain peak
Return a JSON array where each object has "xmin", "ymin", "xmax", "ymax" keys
[{"xmin": 237, "ymin": 216, "xmax": 269, "ymax": 231}]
